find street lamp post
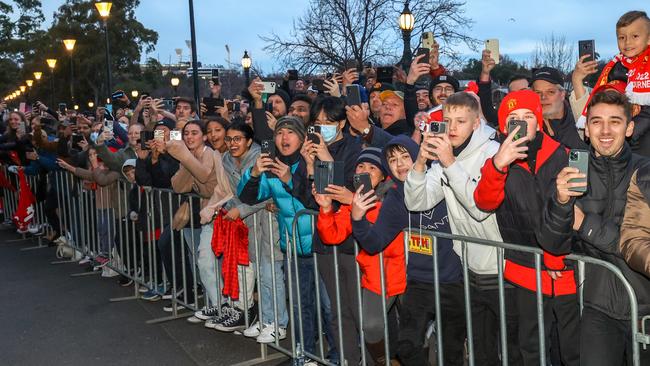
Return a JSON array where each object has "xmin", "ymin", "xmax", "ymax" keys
[
  {"xmin": 241, "ymin": 50, "xmax": 252, "ymax": 86},
  {"xmin": 170, "ymin": 77, "xmax": 180, "ymax": 96},
  {"xmin": 398, "ymin": 1, "xmax": 415, "ymax": 71},
  {"xmin": 94, "ymin": 2, "xmax": 113, "ymax": 99},
  {"xmin": 63, "ymin": 39, "xmax": 77, "ymax": 102},
  {"xmin": 188, "ymin": 0, "xmax": 200, "ymax": 108},
  {"xmin": 46, "ymin": 58, "xmax": 57, "ymax": 106}
]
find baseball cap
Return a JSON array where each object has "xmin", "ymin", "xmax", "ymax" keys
[
  {"xmin": 369, "ymin": 82, "xmax": 395, "ymax": 94},
  {"xmin": 379, "ymin": 90, "xmax": 405, "ymax": 101},
  {"xmin": 532, "ymin": 67, "xmax": 564, "ymax": 85}
]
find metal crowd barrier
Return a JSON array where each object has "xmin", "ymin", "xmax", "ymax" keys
[{"xmin": 5, "ymin": 167, "xmax": 649, "ymax": 366}]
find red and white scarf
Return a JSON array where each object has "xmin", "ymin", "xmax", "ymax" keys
[{"xmin": 578, "ymin": 45, "xmax": 650, "ymax": 126}]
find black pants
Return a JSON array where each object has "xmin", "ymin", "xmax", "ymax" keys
[
  {"xmin": 580, "ymin": 307, "xmax": 650, "ymax": 366},
  {"xmin": 516, "ymin": 288, "xmax": 580, "ymax": 366},
  {"xmin": 44, "ymin": 186, "xmax": 60, "ymax": 237},
  {"xmin": 397, "ymin": 281, "xmax": 466, "ymax": 366},
  {"xmin": 470, "ymin": 285, "xmax": 522, "ymax": 366},
  {"xmin": 157, "ymin": 225, "xmax": 194, "ymax": 300},
  {"xmin": 318, "ymin": 252, "xmax": 362, "ymax": 365}
]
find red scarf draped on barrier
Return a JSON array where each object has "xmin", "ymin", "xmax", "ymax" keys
[
  {"xmin": 211, "ymin": 210, "xmax": 249, "ymax": 300},
  {"xmin": 12, "ymin": 168, "xmax": 35, "ymax": 232}
]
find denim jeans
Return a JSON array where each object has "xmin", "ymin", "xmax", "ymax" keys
[
  {"xmin": 260, "ymin": 257, "xmax": 288, "ymax": 327},
  {"xmin": 97, "ymin": 208, "xmax": 114, "ymax": 255},
  {"xmin": 287, "ymin": 256, "xmax": 317, "ymax": 354},
  {"xmin": 197, "ymin": 223, "xmax": 220, "ymax": 306}
]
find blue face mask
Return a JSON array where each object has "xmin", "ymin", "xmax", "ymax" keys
[
  {"xmin": 318, "ymin": 124, "xmax": 338, "ymax": 143},
  {"xmin": 90, "ymin": 132, "xmax": 99, "ymax": 143}
]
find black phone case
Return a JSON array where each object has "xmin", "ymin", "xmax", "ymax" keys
[
  {"xmin": 314, "ymin": 161, "xmax": 344, "ymax": 194},
  {"xmin": 416, "ymin": 48, "xmax": 430, "ymax": 64},
  {"xmin": 261, "ymin": 140, "xmax": 276, "ymax": 160},
  {"xmin": 346, "ymin": 85, "xmax": 362, "ymax": 106},
  {"xmin": 140, "ymin": 131, "xmax": 154, "ymax": 150},
  {"xmin": 307, "ymin": 125, "xmax": 321, "ymax": 144},
  {"xmin": 353, "ymin": 173, "xmax": 372, "ymax": 195},
  {"xmin": 578, "ymin": 40, "xmax": 595, "ymax": 62},
  {"xmin": 508, "ymin": 120, "xmax": 527, "ymax": 140}
]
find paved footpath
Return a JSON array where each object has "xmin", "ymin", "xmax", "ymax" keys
[{"xmin": 0, "ymin": 229, "xmax": 286, "ymax": 366}]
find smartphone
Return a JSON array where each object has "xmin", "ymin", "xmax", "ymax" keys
[
  {"xmin": 260, "ymin": 81, "xmax": 276, "ymax": 94},
  {"xmin": 346, "ymin": 85, "xmax": 362, "ymax": 106},
  {"xmin": 162, "ymin": 99, "xmax": 175, "ymax": 112},
  {"xmin": 416, "ymin": 48, "xmax": 430, "ymax": 64},
  {"xmin": 140, "ymin": 130, "xmax": 154, "ymax": 149},
  {"xmin": 202, "ymin": 97, "xmax": 224, "ymax": 116},
  {"xmin": 312, "ymin": 79, "xmax": 326, "ymax": 92},
  {"xmin": 485, "ymin": 39, "xmax": 500, "ymax": 64},
  {"xmin": 421, "ymin": 31, "xmax": 436, "ymax": 49},
  {"xmin": 353, "ymin": 173, "xmax": 373, "ymax": 195},
  {"xmin": 314, "ymin": 161, "xmax": 344, "ymax": 194},
  {"xmin": 58, "ymin": 103, "xmax": 67, "ymax": 113},
  {"xmin": 170, "ymin": 130, "xmax": 182, "ymax": 141},
  {"xmin": 71, "ymin": 134, "xmax": 84, "ymax": 148},
  {"xmin": 154, "ymin": 129, "xmax": 165, "ymax": 142},
  {"xmin": 104, "ymin": 120, "xmax": 114, "ymax": 131},
  {"xmin": 507, "ymin": 120, "xmax": 527, "ymax": 141},
  {"xmin": 568, "ymin": 149, "xmax": 589, "ymax": 192},
  {"xmin": 211, "ymin": 69, "xmax": 219, "ymax": 78},
  {"xmin": 430, "ymin": 121, "xmax": 448, "ymax": 135},
  {"xmin": 17, "ymin": 121, "xmax": 26, "ymax": 135},
  {"xmin": 265, "ymin": 102, "xmax": 274, "ymax": 113},
  {"xmin": 70, "ymin": 116, "xmax": 78, "ymax": 125},
  {"xmin": 376, "ymin": 67, "xmax": 393, "ymax": 83},
  {"xmin": 227, "ymin": 101, "xmax": 241, "ymax": 112},
  {"xmin": 260, "ymin": 140, "xmax": 276, "ymax": 160},
  {"xmin": 578, "ymin": 40, "xmax": 596, "ymax": 63},
  {"xmin": 111, "ymin": 91, "xmax": 125, "ymax": 100},
  {"xmin": 307, "ymin": 125, "xmax": 321, "ymax": 144},
  {"xmin": 326, "ymin": 72, "xmax": 333, "ymax": 79},
  {"xmin": 288, "ymin": 69, "xmax": 299, "ymax": 80}
]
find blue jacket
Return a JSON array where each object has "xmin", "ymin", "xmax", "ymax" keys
[{"xmin": 237, "ymin": 160, "xmax": 313, "ymax": 256}]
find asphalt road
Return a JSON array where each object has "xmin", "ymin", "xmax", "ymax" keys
[{"xmin": 0, "ymin": 229, "xmax": 287, "ymax": 366}]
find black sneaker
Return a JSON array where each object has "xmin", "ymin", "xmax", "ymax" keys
[
  {"xmin": 214, "ymin": 307, "xmax": 246, "ymax": 332},
  {"xmin": 118, "ymin": 275, "xmax": 134, "ymax": 287},
  {"xmin": 194, "ymin": 304, "xmax": 223, "ymax": 321}
]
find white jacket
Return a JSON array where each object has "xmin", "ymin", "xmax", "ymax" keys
[{"xmin": 404, "ymin": 122, "xmax": 503, "ymax": 274}]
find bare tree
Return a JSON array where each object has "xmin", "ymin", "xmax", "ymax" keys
[
  {"xmin": 404, "ymin": 0, "xmax": 480, "ymax": 69},
  {"xmin": 531, "ymin": 33, "xmax": 575, "ymax": 75},
  {"xmin": 261, "ymin": 0, "xmax": 477, "ymax": 73}
]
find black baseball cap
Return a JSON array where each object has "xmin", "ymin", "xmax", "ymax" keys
[
  {"xmin": 532, "ymin": 67, "xmax": 564, "ymax": 85},
  {"xmin": 430, "ymin": 75, "xmax": 460, "ymax": 92}
]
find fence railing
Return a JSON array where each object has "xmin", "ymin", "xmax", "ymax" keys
[{"xmin": 2, "ymin": 168, "xmax": 648, "ymax": 366}]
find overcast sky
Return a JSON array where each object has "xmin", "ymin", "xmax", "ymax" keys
[{"xmin": 40, "ymin": 0, "xmax": 644, "ymax": 72}]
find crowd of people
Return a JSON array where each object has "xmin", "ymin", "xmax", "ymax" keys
[{"xmin": 1, "ymin": 8, "xmax": 650, "ymax": 366}]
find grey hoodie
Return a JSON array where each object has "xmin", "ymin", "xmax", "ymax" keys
[
  {"xmin": 222, "ymin": 143, "xmax": 283, "ymax": 262},
  {"xmin": 404, "ymin": 121, "xmax": 503, "ymax": 274}
]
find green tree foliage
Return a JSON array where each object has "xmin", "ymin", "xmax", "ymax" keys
[
  {"xmin": 3, "ymin": 0, "xmax": 159, "ymax": 106},
  {"xmin": 460, "ymin": 54, "xmax": 530, "ymax": 85}
]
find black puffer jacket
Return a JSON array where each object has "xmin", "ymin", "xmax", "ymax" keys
[
  {"xmin": 539, "ymin": 143, "xmax": 650, "ymax": 319},
  {"xmin": 630, "ymin": 105, "xmax": 650, "ymax": 158}
]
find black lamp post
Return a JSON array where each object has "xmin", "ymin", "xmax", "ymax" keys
[
  {"xmin": 241, "ymin": 50, "xmax": 252, "ymax": 86},
  {"xmin": 95, "ymin": 2, "xmax": 113, "ymax": 99},
  {"xmin": 399, "ymin": 1, "xmax": 415, "ymax": 71}
]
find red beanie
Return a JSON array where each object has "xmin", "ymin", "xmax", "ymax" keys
[{"xmin": 498, "ymin": 89, "xmax": 544, "ymax": 135}]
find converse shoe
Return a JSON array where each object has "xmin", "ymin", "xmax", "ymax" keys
[
  {"xmin": 214, "ymin": 307, "xmax": 247, "ymax": 332},
  {"xmin": 243, "ymin": 321, "xmax": 262, "ymax": 338},
  {"xmin": 204, "ymin": 306, "xmax": 234, "ymax": 330},
  {"xmin": 256, "ymin": 323, "xmax": 287, "ymax": 343},
  {"xmin": 194, "ymin": 304, "xmax": 223, "ymax": 321},
  {"xmin": 162, "ymin": 295, "xmax": 195, "ymax": 313},
  {"xmin": 186, "ymin": 315, "xmax": 202, "ymax": 324},
  {"xmin": 162, "ymin": 288, "xmax": 183, "ymax": 300}
]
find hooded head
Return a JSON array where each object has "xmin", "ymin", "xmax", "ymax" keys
[
  {"xmin": 121, "ymin": 159, "xmax": 136, "ymax": 183},
  {"xmin": 498, "ymin": 89, "xmax": 544, "ymax": 135},
  {"xmin": 381, "ymin": 135, "xmax": 419, "ymax": 182}
]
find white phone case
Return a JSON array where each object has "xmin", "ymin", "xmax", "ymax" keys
[{"xmin": 485, "ymin": 39, "xmax": 500, "ymax": 64}]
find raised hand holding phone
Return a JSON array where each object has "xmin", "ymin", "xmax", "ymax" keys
[
  {"xmin": 492, "ymin": 125, "xmax": 530, "ymax": 171},
  {"xmin": 407, "ymin": 54, "xmax": 432, "ymax": 85},
  {"xmin": 351, "ymin": 186, "xmax": 377, "ymax": 221},
  {"xmin": 555, "ymin": 166, "xmax": 587, "ymax": 204}
]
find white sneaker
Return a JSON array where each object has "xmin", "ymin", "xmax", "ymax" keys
[
  {"xmin": 243, "ymin": 321, "xmax": 261, "ymax": 338},
  {"xmin": 101, "ymin": 267, "xmax": 119, "ymax": 278},
  {"xmin": 256, "ymin": 323, "xmax": 286, "ymax": 343},
  {"xmin": 186, "ymin": 315, "xmax": 202, "ymax": 324},
  {"xmin": 78, "ymin": 256, "xmax": 91, "ymax": 265}
]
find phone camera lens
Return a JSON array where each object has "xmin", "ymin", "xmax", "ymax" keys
[{"xmin": 570, "ymin": 152, "xmax": 578, "ymax": 161}]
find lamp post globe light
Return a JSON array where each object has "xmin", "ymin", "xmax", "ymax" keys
[
  {"xmin": 241, "ymin": 50, "xmax": 252, "ymax": 86},
  {"xmin": 94, "ymin": 2, "xmax": 113, "ymax": 99},
  {"xmin": 88, "ymin": 101, "xmax": 95, "ymax": 108},
  {"xmin": 19, "ymin": 86, "xmax": 26, "ymax": 93},
  {"xmin": 170, "ymin": 77, "xmax": 180, "ymax": 96},
  {"xmin": 398, "ymin": 1, "xmax": 415, "ymax": 71},
  {"xmin": 46, "ymin": 58, "xmax": 57, "ymax": 106},
  {"xmin": 131, "ymin": 90, "xmax": 139, "ymax": 99},
  {"xmin": 63, "ymin": 39, "xmax": 77, "ymax": 102},
  {"xmin": 33, "ymin": 71, "xmax": 42, "ymax": 81},
  {"xmin": 26, "ymin": 80, "xmax": 33, "ymax": 87}
]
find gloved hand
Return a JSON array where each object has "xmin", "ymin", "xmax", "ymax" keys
[{"xmin": 129, "ymin": 211, "xmax": 139, "ymax": 221}]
